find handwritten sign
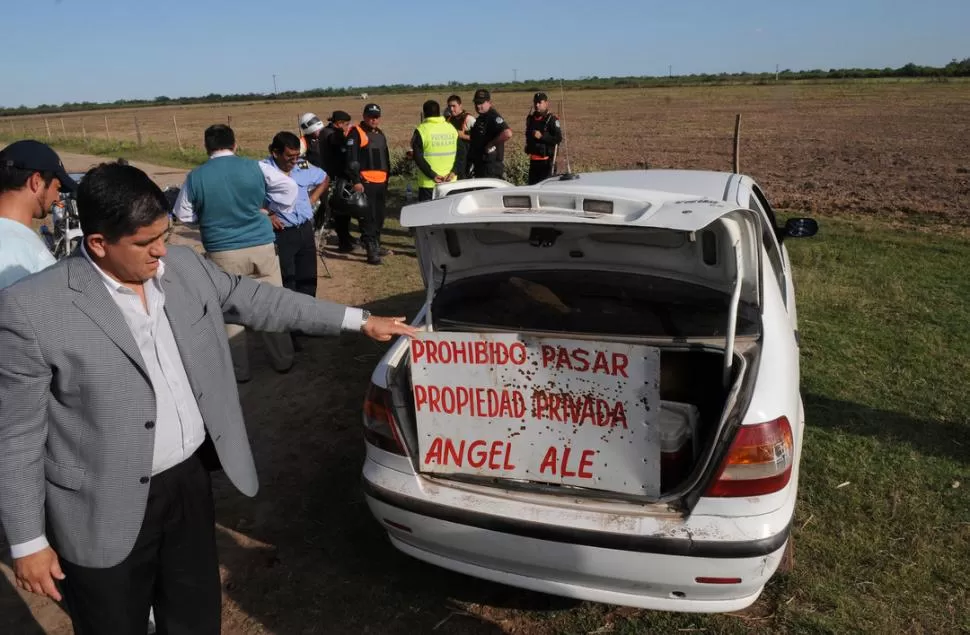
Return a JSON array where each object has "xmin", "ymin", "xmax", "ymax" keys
[{"xmin": 409, "ymin": 333, "xmax": 662, "ymax": 497}]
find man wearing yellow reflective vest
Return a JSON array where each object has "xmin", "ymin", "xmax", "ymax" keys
[{"xmin": 410, "ymin": 100, "xmax": 459, "ymax": 202}]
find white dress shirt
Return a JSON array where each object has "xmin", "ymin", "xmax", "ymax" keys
[{"xmin": 173, "ymin": 149, "xmax": 298, "ymax": 224}]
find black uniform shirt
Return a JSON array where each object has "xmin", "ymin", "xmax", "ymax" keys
[{"xmin": 468, "ymin": 108, "xmax": 510, "ymax": 165}]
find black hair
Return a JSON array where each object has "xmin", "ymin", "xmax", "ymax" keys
[
  {"xmin": 0, "ymin": 164, "xmax": 53, "ymax": 195},
  {"xmin": 76, "ymin": 161, "xmax": 170, "ymax": 242},
  {"xmin": 269, "ymin": 131, "xmax": 301, "ymax": 154},
  {"xmin": 447, "ymin": 94, "xmax": 461, "ymax": 105},
  {"xmin": 423, "ymin": 100, "xmax": 441, "ymax": 118},
  {"xmin": 204, "ymin": 124, "xmax": 235, "ymax": 154}
]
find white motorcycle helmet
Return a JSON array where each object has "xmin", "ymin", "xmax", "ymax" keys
[{"xmin": 299, "ymin": 113, "xmax": 324, "ymax": 136}]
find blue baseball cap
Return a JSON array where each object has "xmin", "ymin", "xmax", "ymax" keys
[{"xmin": 0, "ymin": 140, "xmax": 77, "ymax": 192}]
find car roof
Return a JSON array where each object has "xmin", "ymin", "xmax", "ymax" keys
[{"xmin": 536, "ymin": 169, "xmax": 738, "ymax": 203}]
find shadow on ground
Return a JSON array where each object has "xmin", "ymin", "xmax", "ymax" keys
[
  {"xmin": 804, "ymin": 393, "xmax": 970, "ymax": 464},
  {"xmin": 211, "ymin": 290, "xmax": 579, "ymax": 634}
]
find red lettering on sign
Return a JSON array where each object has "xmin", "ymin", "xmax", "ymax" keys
[
  {"xmin": 467, "ymin": 440, "xmax": 487, "ymax": 468},
  {"xmin": 424, "ymin": 437, "xmax": 516, "ymax": 471},
  {"xmin": 539, "ymin": 446, "xmax": 558, "ymax": 474},
  {"xmin": 411, "ymin": 340, "xmax": 426, "ymax": 363},
  {"xmin": 445, "ymin": 438, "xmax": 463, "ymax": 465},
  {"xmin": 414, "ymin": 384, "xmax": 427, "ymax": 411},
  {"xmin": 531, "ymin": 391, "xmax": 629, "ymax": 428},
  {"xmin": 612, "ymin": 353, "xmax": 629, "ymax": 378},
  {"xmin": 571, "ymin": 348, "xmax": 590, "ymax": 372},
  {"xmin": 560, "ymin": 447, "xmax": 576, "ymax": 477},
  {"xmin": 539, "ymin": 345, "xmax": 631, "ymax": 376},
  {"xmin": 424, "ymin": 437, "xmax": 443, "ymax": 465},
  {"xmin": 537, "ymin": 445, "xmax": 595, "ymax": 478},
  {"xmin": 428, "ymin": 386, "xmax": 441, "ymax": 411}
]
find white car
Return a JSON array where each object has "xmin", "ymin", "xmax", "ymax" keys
[{"xmin": 361, "ymin": 169, "xmax": 818, "ymax": 613}]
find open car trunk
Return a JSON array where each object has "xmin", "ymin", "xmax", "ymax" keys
[{"xmin": 388, "ymin": 183, "xmax": 764, "ymax": 505}]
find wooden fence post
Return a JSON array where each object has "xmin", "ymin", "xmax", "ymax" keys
[
  {"xmin": 732, "ymin": 114, "xmax": 742, "ymax": 174},
  {"xmin": 60, "ymin": 118, "xmax": 67, "ymax": 137},
  {"xmin": 134, "ymin": 116, "xmax": 143, "ymax": 146},
  {"xmin": 173, "ymin": 115, "xmax": 183, "ymax": 152},
  {"xmin": 104, "ymin": 116, "xmax": 111, "ymax": 140},
  {"xmin": 81, "ymin": 118, "xmax": 87, "ymax": 141},
  {"xmin": 227, "ymin": 114, "xmax": 232, "ymax": 126},
  {"xmin": 45, "ymin": 118, "xmax": 52, "ymax": 139}
]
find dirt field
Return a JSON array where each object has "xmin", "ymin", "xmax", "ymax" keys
[{"xmin": 4, "ymin": 82, "xmax": 970, "ymax": 224}]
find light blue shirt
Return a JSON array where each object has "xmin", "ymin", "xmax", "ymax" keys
[
  {"xmin": 0, "ymin": 218, "xmax": 57, "ymax": 290},
  {"xmin": 260, "ymin": 158, "xmax": 326, "ymax": 228}
]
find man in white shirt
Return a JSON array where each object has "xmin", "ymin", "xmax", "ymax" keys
[{"xmin": 0, "ymin": 140, "xmax": 76, "ymax": 289}]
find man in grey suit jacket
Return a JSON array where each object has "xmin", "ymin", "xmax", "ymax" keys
[{"xmin": 0, "ymin": 161, "xmax": 415, "ymax": 634}]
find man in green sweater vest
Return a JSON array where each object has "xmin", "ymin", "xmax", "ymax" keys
[{"xmin": 173, "ymin": 125, "xmax": 298, "ymax": 382}]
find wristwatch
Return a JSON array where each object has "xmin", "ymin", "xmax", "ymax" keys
[{"xmin": 360, "ymin": 309, "xmax": 371, "ymax": 330}]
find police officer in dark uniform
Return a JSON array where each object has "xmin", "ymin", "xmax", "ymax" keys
[
  {"xmin": 343, "ymin": 103, "xmax": 391, "ymax": 265},
  {"xmin": 468, "ymin": 88, "xmax": 512, "ymax": 179},
  {"xmin": 317, "ymin": 111, "xmax": 355, "ymax": 247},
  {"xmin": 525, "ymin": 92, "xmax": 563, "ymax": 185}
]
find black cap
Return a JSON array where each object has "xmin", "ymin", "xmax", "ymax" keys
[
  {"xmin": 0, "ymin": 140, "xmax": 77, "ymax": 192},
  {"xmin": 473, "ymin": 88, "xmax": 491, "ymax": 104},
  {"xmin": 328, "ymin": 110, "xmax": 352, "ymax": 123},
  {"xmin": 533, "ymin": 92, "xmax": 548, "ymax": 103},
  {"xmin": 363, "ymin": 103, "xmax": 382, "ymax": 117}
]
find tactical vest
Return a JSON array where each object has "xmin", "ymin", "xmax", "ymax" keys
[
  {"xmin": 353, "ymin": 125, "xmax": 389, "ymax": 184},
  {"xmin": 415, "ymin": 116, "xmax": 459, "ymax": 189},
  {"xmin": 525, "ymin": 113, "xmax": 555, "ymax": 159}
]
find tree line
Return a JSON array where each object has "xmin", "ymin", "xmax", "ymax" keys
[{"xmin": 3, "ymin": 59, "xmax": 968, "ymax": 117}]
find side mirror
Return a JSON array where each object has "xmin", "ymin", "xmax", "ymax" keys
[{"xmin": 783, "ymin": 217, "xmax": 819, "ymax": 239}]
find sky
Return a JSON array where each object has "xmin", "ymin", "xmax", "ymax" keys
[{"xmin": 2, "ymin": 0, "xmax": 967, "ymax": 107}]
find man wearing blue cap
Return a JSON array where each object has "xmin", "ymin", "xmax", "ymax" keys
[{"xmin": 0, "ymin": 140, "xmax": 77, "ymax": 289}]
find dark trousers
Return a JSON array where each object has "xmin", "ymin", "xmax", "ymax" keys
[
  {"xmin": 418, "ymin": 187, "xmax": 434, "ymax": 202},
  {"xmin": 275, "ymin": 220, "xmax": 317, "ymax": 298},
  {"xmin": 359, "ymin": 182, "xmax": 387, "ymax": 249},
  {"xmin": 472, "ymin": 161, "xmax": 504, "ymax": 179},
  {"xmin": 528, "ymin": 158, "xmax": 554, "ymax": 185},
  {"xmin": 331, "ymin": 213, "xmax": 355, "ymax": 248},
  {"xmin": 59, "ymin": 453, "xmax": 220, "ymax": 635},
  {"xmin": 454, "ymin": 142, "xmax": 470, "ymax": 179}
]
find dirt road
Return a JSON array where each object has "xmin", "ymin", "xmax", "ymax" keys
[{"xmin": 60, "ymin": 151, "xmax": 189, "ymax": 188}]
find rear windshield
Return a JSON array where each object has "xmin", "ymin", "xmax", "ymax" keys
[{"xmin": 432, "ymin": 270, "xmax": 759, "ymax": 338}]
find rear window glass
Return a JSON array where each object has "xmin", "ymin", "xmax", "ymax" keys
[{"xmin": 432, "ymin": 270, "xmax": 759, "ymax": 338}]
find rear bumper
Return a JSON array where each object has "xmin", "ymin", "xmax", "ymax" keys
[
  {"xmin": 362, "ymin": 454, "xmax": 794, "ymax": 612},
  {"xmin": 363, "ymin": 479, "xmax": 789, "ymax": 559}
]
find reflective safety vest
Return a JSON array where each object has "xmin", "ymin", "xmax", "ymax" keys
[{"xmin": 415, "ymin": 116, "xmax": 458, "ymax": 189}]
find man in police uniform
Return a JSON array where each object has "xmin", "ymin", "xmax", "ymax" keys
[
  {"xmin": 524, "ymin": 92, "xmax": 563, "ymax": 184},
  {"xmin": 411, "ymin": 100, "xmax": 459, "ymax": 202},
  {"xmin": 344, "ymin": 104, "xmax": 391, "ymax": 265},
  {"xmin": 468, "ymin": 88, "xmax": 512, "ymax": 179},
  {"xmin": 315, "ymin": 111, "xmax": 353, "ymax": 245}
]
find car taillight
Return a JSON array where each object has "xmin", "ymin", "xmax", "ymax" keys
[
  {"xmin": 363, "ymin": 384, "xmax": 407, "ymax": 456},
  {"xmin": 705, "ymin": 417, "xmax": 794, "ymax": 497}
]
